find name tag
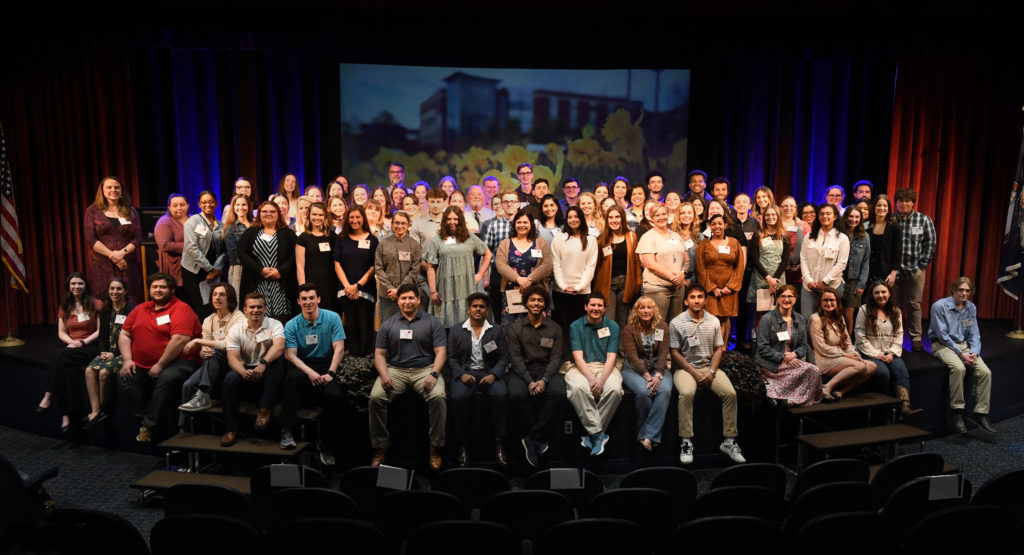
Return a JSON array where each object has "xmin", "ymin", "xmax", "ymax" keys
[
  {"xmin": 588, "ymin": 227, "xmax": 600, "ymax": 237},
  {"xmin": 305, "ymin": 334, "xmax": 319, "ymax": 345},
  {"xmin": 668, "ymin": 237, "xmax": 679, "ymax": 244},
  {"xmin": 318, "ymin": 242, "xmax": 331, "ymax": 252},
  {"xmin": 118, "ymin": 217, "xmax": 131, "ymax": 225},
  {"xmin": 702, "ymin": 228, "xmax": 712, "ymax": 238},
  {"xmin": 196, "ymin": 225, "xmax": 208, "ymax": 237},
  {"xmin": 398, "ymin": 251, "xmax": 411, "ymax": 261},
  {"xmin": 531, "ymin": 248, "xmax": 543, "ymax": 258},
  {"xmin": 539, "ymin": 337, "xmax": 554, "ymax": 348},
  {"xmin": 260, "ymin": 234, "xmax": 273, "ymax": 242},
  {"xmin": 785, "ymin": 225, "xmax": 798, "ymax": 232},
  {"xmin": 445, "ymin": 237, "xmax": 457, "ymax": 245},
  {"xmin": 744, "ymin": 231, "xmax": 754, "ymax": 240},
  {"xmin": 602, "ymin": 246, "xmax": 613, "ymax": 257},
  {"xmin": 654, "ymin": 329, "xmax": 664, "ymax": 341},
  {"xmin": 77, "ymin": 313, "xmax": 90, "ymax": 322},
  {"xmin": 156, "ymin": 314, "xmax": 171, "ymax": 326},
  {"xmin": 687, "ymin": 336, "xmax": 700, "ymax": 347},
  {"xmin": 776, "ymin": 331, "xmax": 791, "ymax": 341},
  {"xmin": 911, "ymin": 225, "xmax": 923, "ymax": 235},
  {"xmin": 114, "ymin": 314, "xmax": 127, "ymax": 325},
  {"xmin": 717, "ymin": 245, "xmax": 731, "ymax": 254},
  {"xmin": 684, "ymin": 239, "xmax": 695, "ymax": 249},
  {"xmin": 358, "ymin": 239, "xmax": 371, "ymax": 249},
  {"xmin": 824, "ymin": 247, "xmax": 838, "ymax": 257},
  {"xmin": 400, "ymin": 329, "xmax": 413, "ymax": 340},
  {"xmin": 961, "ymin": 318, "xmax": 975, "ymax": 328},
  {"xmin": 214, "ymin": 328, "xmax": 226, "ymax": 338},
  {"xmin": 597, "ymin": 327, "xmax": 611, "ymax": 338},
  {"xmin": 484, "ymin": 340, "xmax": 497, "ymax": 353},
  {"xmin": 762, "ymin": 237, "xmax": 774, "ymax": 247}
]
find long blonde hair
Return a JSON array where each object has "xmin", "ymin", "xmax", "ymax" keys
[{"xmin": 627, "ymin": 295, "xmax": 662, "ymax": 332}]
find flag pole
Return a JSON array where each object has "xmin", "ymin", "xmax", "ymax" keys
[
  {"xmin": 1009, "ymin": 295, "xmax": 1024, "ymax": 339},
  {"xmin": 0, "ymin": 264, "xmax": 25, "ymax": 347}
]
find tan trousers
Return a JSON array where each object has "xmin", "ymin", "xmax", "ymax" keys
[
  {"xmin": 565, "ymin": 361, "xmax": 624, "ymax": 435},
  {"xmin": 932, "ymin": 341, "xmax": 991, "ymax": 414},
  {"xmin": 369, "ymin": 365, "xmax": 447, "ymax": 448},
  {"xmin": 895, "ymin": 268, "xmax": 926, "ymax": 341},
  {"xmin": 674, "ymin": 367, "xmax": 738, "ymax": 438}
]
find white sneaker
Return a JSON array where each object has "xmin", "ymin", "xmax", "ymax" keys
[
  {"xmin": 679, "ymin": 439, "xmax": 694, "ymax": 465},
  {"xmin": 719, "ymin": 440, "xmax": 746, "ymax": 463},
  {"xmin": 178, "ymin": 391, "xmax": 211, "ymax": 412}
]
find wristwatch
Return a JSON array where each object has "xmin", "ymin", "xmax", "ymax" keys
[{"xmin": 429, "ymin": 371, "xmax": 440, "ymax": 379}]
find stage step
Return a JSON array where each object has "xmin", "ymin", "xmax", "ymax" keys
[
  {"xmin": 798, "ymin": 423, "xmax": 929, "ymax": 451},
  {"xmin": 130, "ymin": 469, "xmax": 251, "ymax": 495},
  {"xmin": 788, "ymin": 392, "xmax": 900, "ymax": 416},
  {"xmin": 868, "ymin": 461, "xmax": 960, "ymax": 482},
  {"xmin": 158, "ymin": 432, "xmax": 311, "ymax": 457}
]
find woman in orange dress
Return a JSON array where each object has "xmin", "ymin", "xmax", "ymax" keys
[{"xmin": 697, "ymin": 213, "xmax": 746, "ymax": 345}]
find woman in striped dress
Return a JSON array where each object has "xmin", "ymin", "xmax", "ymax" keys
[{"xmin": 237, "ymin": 201, "xmax": 298, "ymax": 320}]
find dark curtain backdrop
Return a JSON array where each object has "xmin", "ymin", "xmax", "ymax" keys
[
  {"xmin": 131, "ymin": 45, "xmax": 341, "ymax": 208},
  {"xmin": 887, "ymin": 41, "xmax": 1024, "ymax": 320},
  {"xmin": 0, "ymin": 33, "xmax": 140, "ymax": 333}
]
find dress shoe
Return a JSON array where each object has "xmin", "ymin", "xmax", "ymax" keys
[
  {"xmin": 429, "ymin": 445, "xmax": 443, "ymax": 471},
  {"xmin": 254, "ymin": 408, "xmax": 271, "ymax": 429},
  {"xmin": 136, "ymin": 426, "xmax": 152, "ymax": 443},
  {"xmin": 456, "ymin": 446, "xmax": 470, "ymax": 467},
  {"xmin": 522, "ymin": 438, "xmax": 540, "ymax": 468},
  {"xmin": 971, "ymin": 413, "xmax": 997, "ymax": 435},
  {"xmin": 83, "ymin": 412, "xmax": 107, "ymax": 430},
  {"xmin": 220, "ymin": 431, "xmax": 237, "ymax": 447},
  {"xmin": 952, "ymin": 412, "xmax": 967, "ymax": 434},
  {"xmin": 495, "ymin": 442, "xmax": 508, "ymax": 467},
  {"xmin": 370, "ymin": 447, "xmax": 387, "ymax": 467}
]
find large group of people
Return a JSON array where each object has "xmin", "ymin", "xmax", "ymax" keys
[{"xmin": 36, "ymin": 165, "xmax": 996, "ymax": 471}]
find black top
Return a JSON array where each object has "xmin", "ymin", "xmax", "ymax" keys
[
  {"xmin": 611, "ymin": 239, "xmax": 628, "ymax": 278},
  {"xmin": 868, "ymin": 223, "xmax": 902, "ymax": 283},
  {"xmin": 237, "ymin": 226, "xmax": 299, "ymax": 314},
  {"xmin": 507, "ymin": 316, "xmax": 564, "ymax": 383}
]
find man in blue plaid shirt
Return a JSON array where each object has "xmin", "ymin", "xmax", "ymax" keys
[
  {"xmin": 484, "ymin": 190, "xmax": 520, "ymax": 317},
  {"xmin": 893, "ymin": 188, "xmax": 936, "ymax": 351}
]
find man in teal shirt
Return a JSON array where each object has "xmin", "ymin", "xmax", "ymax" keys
[{"xmin": 565, "ymin": 292, "xmax": 623, "ymax": 456}]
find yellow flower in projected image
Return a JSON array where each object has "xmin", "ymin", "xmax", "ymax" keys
[
  {"xmin": 532, "ymin": 150, "xmax": 564, "ymax": 194},
  {"xmin": 407, "ymin": 152, "xmax": 440, "ymax": 176},
  {"xmin": 459, "ymin": 169, "xmax": 483, "ymax": 188},
  {"xmin": 597, "ymin": 149, "xmax": 621, "ymax": 170},
  {"xmin": 567, "ymin": 137, "xmax": 600, "ymax": 168},
  {"xmin": 464, "ymin": 146, "xmax": 494, "ymax": 172},
  {"xmin": 372, "ymin": 148, "xmax": 408, "ymax": 173},
  {"xmin": 496, "ymin": 145, "xmax": 538, "ymax": 174},
  {"xmin": 666, "ymin": 139, "xmax": 688, "ymax": 170},
  {"xmin": 601, "ymin": 108, "xmax": 646, "ymax": 163},
  {"xmin": 544, "ymin": 143, "xmax": 562, "ymax": 164}
]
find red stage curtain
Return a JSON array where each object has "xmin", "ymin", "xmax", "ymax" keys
[
  {"xmin": 887, "ymin": 40, "xmax": 1024, "ymax": 320},
  {"xmin": 0, "ymin": 33, "xmax": 140, "ymax": 333}
]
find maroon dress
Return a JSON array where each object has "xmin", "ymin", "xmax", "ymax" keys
[{"xmin": 84, "ymin": 205, "xmax": 143, "ymax": 301}]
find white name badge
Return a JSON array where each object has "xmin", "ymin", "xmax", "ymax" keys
[
  {"xmin": 77, "ymin": 313, "xmax": 90, "ymax": 322},
  {"xmin": 539, "ymin": 337, "xmax": 554, "ymax": 348},
  {"xmin": 531, "ymin": 248, "xmax": 543, "ymax": 258},
  {"xmin": 717, "ymin": 245, "xmax": 731, "ymax": 254},
  {"xmin": 597, "ymin": 327, "xmax": 611, "ymax": 338},
  {"xmin": 668, "ymin": 237, "xmax": 679, "ymax": 244},
  {"xmin": 114, "ymin": 314, "xmax": 127, "ymax": 325},
  {"xmin": 358, "ymin": 239, "xmax": 371, "ymax": 249},
  {"xmin": 588, "ymin": 227, "xmax": 600, "ymax": 237},
  {"xmin": 744, "ymin": 231, "xmax": 754, "ymax": 240},
  {"xmin": 762, "ymin": 237, "xmax": 774, "ymax": 247},
  {"xmin": 602, "ymin": 246, "xmax": 613, "ymax": 257},
  {"xmin": 785, "ymin": 225, "xmax": 798, "ymax": 232},
  {"xmin": 702, "ymin": 228, "xmax": 712, "ymax": 238},
  {"xmin": 260, "ymin": 234, "xmax": 273, "ymax": 242},
  {"xmin": 118, "ymin": 217, "xmax": 131, "ymax": 225},
  {"xmin": 911, "ymin": 225, "xmax": 923, "ymax": 235},
  {"xmin": 484, "ymin": 340, "xmax": 497, "ymax": 353},
  {"xmin": 445, "ymin": 237, "xmax": 457, "ymax": 245},
  {"xmin": 156, "ymin": 314, "xmax": 171, "ymax": 326},
  {"xmin": 400, "ymin": 329, "xmax": 413, "ymax": 340},
  {"xmin": 687, "ymin": 336, "xmax": 700, "ymax": 347},
  {"xmin": 776, "ymin": 331, "xmax": 791, "ymax": 341},
  {"xmin": 961, "ymin": 318, "xmax": 975, "ymax": 328},
  {"xmin": 824, "ymin": 247, "xmax": 838, "ymax": 257},
  {"xmin": 214, "ymin": 328, "xmax": 226, "ymax": 339},
  {"xmin": 305, "ymin": 334, "xmax": 319, "ymax": 345},
  {"xmin": 398, "ymin": 251, "xmax": 411, "ymax": 261},
  {"xmin": 684, "ymin": 239, "xmax": 695, "ymax": 250},
  {"xmin": 654, "ymin": 329, "xmax": 665, "ymax": 341},
  {"xmin": 318, "ymin": 242, "xmax": 331, "ymax": 252},
  {"xmin": 196, "ymin": 225, "xmax": 208, "ymax": 237}
]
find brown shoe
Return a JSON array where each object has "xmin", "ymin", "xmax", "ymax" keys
[
  {"xmin": 495, "ymin": 442, "xmax": 508, "ymax": 467},
  {"xmin": 136, "ymin": 426, "xmax": 151, "ymax": 443},
  {"xmin": 456, "ymin": 446, "xmax": 470, "ymax": 467},
  {"xmin": 220, "ymin": 431, "xmax": 237, "ymax": 447},
  {"xmin": 429, "ymin": 445, "xmax": 443, "ymax": 471},
  {"xmin": 254, "ymin": 408, "xmax": 271, "ymax": 429},
  {"xmin": 370, "ymin": 447, "xmax": 387, "ymax": 467}
]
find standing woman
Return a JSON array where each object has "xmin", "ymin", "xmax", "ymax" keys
[
  {"xmin": 809, "ymin": 288, "xmax": 876, "ymax": 401},
  {"xmin": 293, "ymin": 195, "xmax": 313, "ymax": 234},
  {"xmin": 593, "ymin": 204, "xmax": 641, "ymax": 332},
  {"xmin": 626, "ymin": 184, "xmax": 647, "ymax": 231},
  {"xmin": 37, "ymin": 273, "xmax": 104, "ymax": 432},
  {"xmin": 425, "ymin": 206, "xmax": 492, "ymax": 330},
  {"xmin": 375, "ymin": 210, "xmax": 421, "ymax": 323},
  {"xmin": 578, "ymin": 192, "xmax": 602, "ymax": 236},
  {"xmin": 223, "ymin": 194, "xmax": 253, "ymax": 295},
  {"xmin": 328, "ymin": 176, "xmax": 349, "ymax": 200},
  {"xmin": 551, "ymin": 206, "xmax": 599, "ymax": 339},
  {"xmin": 855, "ymin": 281, "xmax": 920, "ymax": 416},
  {"xmin": 439, "ymin": 175, "xmax": 458, "ymax": 197},
  {"xmin": 277, "ymin": 174, "xmax": 301, "ymax": 220},
  {"xmin": 84, "ymin": 176, "xmax": 143, "ymax": 300},
  {"xmin": 842, "ymin": 207, "xmax": 871, "ymax": 332},
  {"xmin": 327, "ymin": 195, "xmax": 347, "ymax": 235},
  {"xmin": 496, "ymin": 208, "xmax": 553, "ymax": 326},
  {"xmin": 664, "ymin": 192, "xmax": 682, "ymax": 227},
  {"xmin": 449, "ymin": 191, "xmax": 474, "ymax": 233},
  {"xmin": 752, "ymin": 186, "xmax": 776, "ymax": 222},
  {"xmin": 83, "ymin": 278, "xmax": 135, "ymax": 427},
  {"xmin": 799, "ymin": 204, "xmax": 850, "ymax": 320},
  {"xmin": 373, "ymin": 187, "xmax": 394, "ymax": 217},
  {"xmin": 334, "ymin": 205, "xmax": 379, "ymax": 356},
  {"xmin": 296, "ymin": 202, "xmax": 338, "ymax": 311},
  {"xmin": 351, "ymin": 184, "xmax": 370, "ymax": 207},
  {"xmin": 269, "ymin": 194, "xmax": 292, "ymax": 227},
  {"xmin": 390, "ymin": 186, "xmax": 407, "ymax": 213},
  {"xmin": 755, "ymin": 284, "xmax": 822, "ymax": 406},
  {"xmin": 637, "ymin": 204, "xmax": 687, "ymax": 322},
  {"xmin": 672, "ymin": 203, "xmax": 701, "ymax": 287},
  {"xmin": 697, "ymin": 214, "xmax": 746, "ymax": 345},
  {"xmin": 364, "ymin": 199, "xmax": 390, "ymax": 238},
  {"xmin": 237, "ymin": 201, "xmax": 298, "ymax": 320},
  {"xmin": 413, "ymin": 182, "xmax": 430, "ymax": 207},
  {"xmin": 779, "ymin": 196, "xmax": 808, "ymax": 296},
  {"xmin": 181, "ymin": 191, "xmax": 225, "ymax": 320},
  {"xmin": 866, "ymin": 194, "xmax": 902, "ymax": 286},
  {"xmin": 536, "ymin": 194, "xmax": 565, "ymax": 246},
  {"xmin": 154, "ymin": 193, "xmax": 189, "ymax": 294},
  {"xmin": 402, "ymin": 195, "xmax": 420, "ymax": 221},
  {"xmin": 747, "ymin": 205, "xmax": 791, "ymax": 330},
  {"xmin": 611, "ymin": 177, "xmax": 630, "ymax": 210},
  {"xmin": 593, "ymin": 183, "xmax": 610, "ymax": 204},
  {"xmin": 619, "ymin": 297, "xmax": 672, "ymax": 450},
  {"xmin": 220, "ymin": 177, "xmax": 258, "ymax": 222}
]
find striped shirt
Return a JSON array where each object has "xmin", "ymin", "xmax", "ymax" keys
[
  {"xmin": 894, "ymin": 210, "xmax": 936, "ymax": 276},
  {"xmin": 669, "ymin": 310, "xmax": 723, "ymax": 369}
]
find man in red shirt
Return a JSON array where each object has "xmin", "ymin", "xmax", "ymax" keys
[{"xmin": 119, "ymin": 272, "xmax": 201, "ymax": 443}]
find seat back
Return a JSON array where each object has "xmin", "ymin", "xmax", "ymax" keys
[
  {"xmin": 783, "ymin": 481, "xmax": 874, "ymax": 535},
  {"xmin": 869, "ymin": 452, "xmax": 944, "ymax": 507},
  {"xmin": 902, "ymin": 505, "xmax": 1015, "ymax": 555},
  {"xmin": 972, "ymin": 468, "xmax": 1024, "ymax": 523},
  {"xmin": 523, "ymin": 468, "xmax": 605, "ymax": 512},
  {"xmin": 249, "ymin": 464, "xmax": 329, "ymax": 526},
  {"xmin": 583, "ymin": 488, "xmax": 676, "ymax": 537},
  {"xmin": 339, "ymin": 465, "xmax": 418, "ymax": 519},
  {"xmin": 270, "ymin": 487, "xmax": 358, "ymax": 529},
  {"xmin": 692, "ymin": 485, "xmax": 788, "ymax": 527},
  {"xmin": 537, "ymin": 518, "xmax": 646, "ymax": 555},
  {"xmin": 405, "ymin": 520, "xmax": 518, "ymax": 555},
  {"xmin": 272, "ymin": 517, "xmax": 384, "ymax": 555},
  {"xmin": 710, "ymin": 462, "xmax": 788, "ymax": 497},
  {"xmin": 789, "ymin": 458, "xmax": 868, "ymax": 500},
  {"xmin": 791, "ymin": 512, "xmax": 899, "ymax": 555},
  {"xmin": 675, "ymin": 516, "xmax": 782, "ymax": 555},
  {"xmin": 373, "ymin": 490, "xmax": 468, "ymax": 552},
  {"xmin": 619, "ymin": 466, "xmax": 697, "ymax": 522},
  {"xmin": 163, "ymin": 483, "xmax": 260, "ymax": 529},
  {"xmin": 45, "ymin": 508, "xmax": 149, "ymax": 555},
  {"xmin": 880, "ymin": 474, "xmax": 971, "ymax": 533},
  {"xmin": 151, "ymin": 515, "xmax": 265, "ymax": 555},
  {"xmin": 479, "ymin": 490, "xmax": 576, "ymax": 543},
  {"xmin": 431, "ymin": 467, "xmax": 511, "ymax": 510}
]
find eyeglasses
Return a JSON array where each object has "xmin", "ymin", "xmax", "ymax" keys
[
  {"xmin": 518, "ymin": 170, "xmax": 533, "ymax": 176},
  {"xmin": 563, "ymin": 185, "xmax": 579, "ymax": 189}
]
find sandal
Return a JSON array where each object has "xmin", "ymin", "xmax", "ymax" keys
[{"xmin": 821, "ymin": 388, "xmax": 836, "ymax": 402}]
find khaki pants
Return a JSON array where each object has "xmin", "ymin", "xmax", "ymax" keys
[
  {"xmin": 565, "ymin": 361, "xmax": 624, "ymax": 435},
  {"xmin": 369, "ymin": 365, "xmax": 447, "ymax": 449},
  {"xmin": 674, "ymin": 367, "xmax": 738, "ymax": 439},
  {"xmin": 932, "ymin": 341, "xmax": 991, "ymax": 414},
  {"xmin": 895, "ymin": 269, "xmax": 926, "ymax": 341}
]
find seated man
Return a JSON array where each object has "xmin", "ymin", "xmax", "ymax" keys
[
  {"xmin": 178, "ymin": 283, "xmax": 245, "ymax": 420},
  {"xmin": 448, "ymin": 292, "xmax": 508, "ymax": 467},
  {"xmin": 508, "ymin": 285, "xmax": 565, "ymax": 467},
  {"xmin": 565, "ymin": 292, "xmax": 623, "ymax": 457},
  {"xmin": 928, "ymin": 277, "xmax": 995, "ymax": 435},
  {"xmin": 119, "ymin": 272, "xmax": 201, "ymax": 443},
  {"xmin": 369, "ymin": 283, "xmax": 448, "ymax": 470},
  {"xmin": 220, "ymin": 293, "xmax": 286, "ymax": 447},
  {"xmin": 670, "ymin": 284, "xmax": 745, "ymax": 465},
  {"xmin": 281, "ymin": 284, "xmax": 347, "ymax": 462}
]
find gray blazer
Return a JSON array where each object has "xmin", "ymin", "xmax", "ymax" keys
[{"xmin": 182, "ymin": 214, "xmax": 225, "ymax": 274}]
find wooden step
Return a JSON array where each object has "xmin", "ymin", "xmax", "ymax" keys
[
  {"xmin": 797, "ymin": 424, "xmax": 929, "ymax": 451},
  {"xmin": 194, "ymin": 400, "xmax": 323, "ymax": 421},
  {"xmin": 868, "ymin": 461, "xmax": 960, "ymax": 481},
  {"xmin": 130, "ymin": 469, "xmax": 251, "ymax": 495},
  {"xmin": 158, "ymin": 432, "xmax": 311, "ymax": 456},
  {"xmin": 788, "ymin": 392, "xmax": 900, "ymax": 416}
]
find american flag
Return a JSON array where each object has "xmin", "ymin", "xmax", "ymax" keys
[{"xmin": 1, "ymin": 124, "xmax": 27, "ymax": 293}]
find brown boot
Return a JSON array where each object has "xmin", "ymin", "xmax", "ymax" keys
[
  {"xmin": 370, "ymin": 447, "xmax": 387, "ymax": 467},
  {"xmin": 896, "ymin": 386, "xmax": 923, "ymax": 419},
  {"xmin": 429, "ymin": 445, "xmax": 443, "ymax": 471}
]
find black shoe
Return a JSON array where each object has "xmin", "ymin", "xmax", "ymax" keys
[
  {"xmin": 456, "ymin": 446, "xmax": 470, "ymax": 467},
  {"xmin": 952, "ymin": 412, "xmax": 967, "ymax": 434},
  {"xmin": 522, "ymin": 437, "xmax": 539, "ymax": 467},
  {"xmin": 495, "ymin": 442, "xmax": 508, "ymax": 467},
  {"xmin": 82, "ymin": 412, "xmax": 107, "ymax": 430},
  {"xmin": 970, "ymin": 413, "xmax": 997, "ymax": 435}
]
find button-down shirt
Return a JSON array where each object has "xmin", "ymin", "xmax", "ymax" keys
[
  {"xmin": 507, "ymin": 316, "xmax": 563, "ymax": 382},
  {"xmin": 569, "ymin": 315, "xmax": 620, "ymax": 364},
  {"xmin": 465, "ymin": 206, "xmax": 495, "ymax": 230},
  {"xmin": 202, "ymin": 309, "xmax": 246, "ymax": 351},
  {"xmin": 122, "ymin": 297, "xmax": 202, "ymax": 368},
  {"xmin": 284, "ymin": 308, "xmax": 346, "ymax": 360},
  {"xmin": 669, "ymin": 310, "xmax": 723, "ymax": 369},
  {"xmin": 928, "ymin": 296, "xmax": 981, "ymax": 355},
  {"xmin": 894, "ymin": 209, "xmax": 936, "ymax": 276},
  {"xmin": 462, "ymin": 318, "xmax": 493, "ymax": 371},
  {"xmin": 800, "ymin": 227, "xmax": 850, "ymax": 290},
  {"xmin": 376, "ymin": 309, "xmax": 446, "ymax": 369},
  {"xmin": 226, "ymin": 317, "xmax": 285, "ymax": 365},
  {"xmin": 484, "ymin": 217, "xmax": 512, "ymax": 267},
  {"xmin": 374, "ymin": 234, "xmax": 422, "ymax": 297}
]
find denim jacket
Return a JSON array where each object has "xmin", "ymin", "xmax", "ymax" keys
[
  {"xmin": 843, "ymin": 234, "xmax": 871, "ymax": 290},
  {"xmin": 755, "ymin": 308, "xmax": 811, "ymax": 371}
]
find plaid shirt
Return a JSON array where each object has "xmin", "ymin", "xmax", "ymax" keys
[
  {"xmin": 483, "ymin": 216, "xmax": 511, "ymax": 266},
  {"xmin": 894, "ymin": 209, "xmax": 936, "ymax": 277}
]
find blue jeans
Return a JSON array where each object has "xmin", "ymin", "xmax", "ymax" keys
[
  {"xmin": 866, "ymin": 355, "xmax": 910, "ymax": 391},
  {"xmin": 620, "ymin": 363, "xmax": 672, "ymax": 444}
]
